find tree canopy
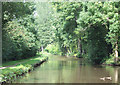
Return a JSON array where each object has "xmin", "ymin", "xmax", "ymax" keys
[{"xmin": 2, "ymin": 2, "xmax": 120, "ymax": 64}]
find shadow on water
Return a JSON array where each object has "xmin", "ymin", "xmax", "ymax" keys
[{"xmin": 13, "ymin": 55, "xmax": 120, "ymax": 83}]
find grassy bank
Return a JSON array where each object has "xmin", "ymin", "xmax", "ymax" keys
[
  {"xmin": 0, "ymin": 52, "xmax": 50, "ymax": 83},
  {"xmin": 103, "ymin": 56, "xmax": 120, "ymax": 66}
]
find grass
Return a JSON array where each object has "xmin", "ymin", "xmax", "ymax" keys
[
  {"xmin": 105, "ymin": 56, "xmax": 120, "ymax": 65},
  {"xmin": 2, "ymin": 55, "xmax": 42, "ymax": 67},
  {"xmin": 1, "ymin": 52, "xmax": 50, "ymax": 83},
  {"xmin": 105, "ymin": 57, "xmax": 115, "ymax": 65}
]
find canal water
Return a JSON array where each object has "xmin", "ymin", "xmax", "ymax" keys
[{"xmin": 14, "ymin": 55, "xmax": 120, "ymax": 83}]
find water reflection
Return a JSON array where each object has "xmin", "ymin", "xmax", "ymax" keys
[
  {"xmin": 14, "ymin": 56, "xmax": 120, "ymax": 83},
  {"xmin": 114, "ymin": 68, "xmax": 119, "ymax": 83}
]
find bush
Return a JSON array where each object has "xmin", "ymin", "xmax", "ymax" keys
[
  {"xmin": 2, "ymin": 20, "xmax": 38, "ymax": 62},
  {"xmin": 45, "ymin": 43, "xmax": 62, "ymax": 55}
]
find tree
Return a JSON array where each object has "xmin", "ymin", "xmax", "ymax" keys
[
  {"xmin": 2, "ymin": 2, "xmax": 37, "ymax": 62},
  {"xmin": 52, "ymin": 2, "xmax": 82, "ymax": 56},
  {"xmin": 35, "ymin": 2, "xmax": 56, "ymax": 52}
]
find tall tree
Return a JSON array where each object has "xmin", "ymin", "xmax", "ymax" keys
[{"xmin": 35, "ymin": 2, "xmax": 55, "ymax": 52}]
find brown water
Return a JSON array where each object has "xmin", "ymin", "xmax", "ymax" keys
[{"xmin": 14, "ymin": 55, "xmax": 120, "ymax": 83}]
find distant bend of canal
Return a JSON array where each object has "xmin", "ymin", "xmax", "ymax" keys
[{"xmin": 14, "ymin": 55, "xmax": 120, "ymax": 83}]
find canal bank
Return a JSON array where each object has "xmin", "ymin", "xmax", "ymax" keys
[
  {"xmin": 103, "ymin": 57, "xmax": 120, "ymax": 66},
  {"xmin": 0, "ymin": 52, "xmax": 49, "ymax": 83}
]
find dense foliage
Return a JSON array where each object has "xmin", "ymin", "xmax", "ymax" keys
[
  {"xmin": 2, "ymin": 2, "xmax": 54, "ymax": 62},
  {"xmin": 2, "ymin": 2, "xmax": 120, "ymax": 64},
  {"xmin": 2, "ymin": 2, "xmax": 37, "ymax": 61},
  {"xmin": 51, "ymin": 2, "xmax": 120, "ymax": 64}
]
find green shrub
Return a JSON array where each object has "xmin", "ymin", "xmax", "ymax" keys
[{"xmin": 45, "ymin": 43, "xmax": 62, "ymax": 55}]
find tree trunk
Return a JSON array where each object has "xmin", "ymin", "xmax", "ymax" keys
[
  {"xmin": 41, "ymin": 46, "xmax": 44, "ymax": 53},
  {"xmin": 114, "ymin": 41, "xmax": 118, "ymax": 63},
  {"xmin": 78, "ymin": 38, "xmax": 82, "ymax": 57},
  {"xmin": 114, "ymin": 33, "xmax": 119, "ymax": 63},
  {"xmin": 115, "ymin": 43, "xmax": 118, "ymax": 63}
]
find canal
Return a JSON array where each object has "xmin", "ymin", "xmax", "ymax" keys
[{"xmin": 14, "ymin": 55, "xmax": 120, "ymax": 83}]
